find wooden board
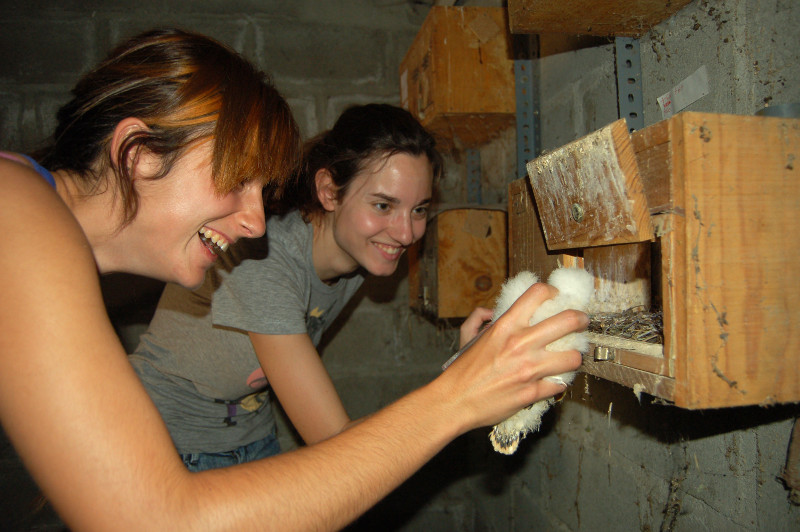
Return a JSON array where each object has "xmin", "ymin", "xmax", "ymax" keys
[
  {"xmin": 581, "ymin": 352, "xmax": 675, "ymax": 401},
  {"xmin": 436, "ymin": 208, "xmax": 507, "ymax": 318},
  {"xmin": 507, "ymin": 177, "xmax": 563, "ymax": 278},
  {"xmin": 409, "ymin": 207, "xmax": 507, "ymax": 319},
  {"xmin": 508, "ymin": 0, "xmax": 694, "ymax": 37},
  {"xmin": 584, "ymin": 242, "xmax": 651, "ymax": 314},
  {"xmin": 527, "ymin": 118, "xmax": 654, "ymax": 250},
  {"xmin": 631, "ymin": 119, "xmax": 673, "ymax": 213},
  {"xmin": 400, "ymin": 6, "xmax": 515, "ymax": 149},
  {"xmin": 671, "ymin": 112, "xmax": 800, "ymax": 408}
]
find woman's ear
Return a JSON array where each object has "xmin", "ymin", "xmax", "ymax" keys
[
  {"xmin": 109, "ymin": 117, "xmax": 149, "ymax": 171},
  {"xmin": 315, "ymin": 169, "xmax": 338, "ymax": 212}
]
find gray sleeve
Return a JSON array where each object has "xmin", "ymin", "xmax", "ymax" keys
[{"xmin": 211, "ymin": 244, "xmax": 309, "ymax": 336}]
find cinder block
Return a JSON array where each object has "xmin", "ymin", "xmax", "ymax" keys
[
  {"xmin": 286, "ymin": 96, "xmax": 318, "ymax": 139},
  {"xmin": 0, "ymin": 94, "xmax": 21, "ymax": 151},
  {"xmin": 255, "ymin": 21, "xmax": 385, "ymax": 84},
  {"xmin": 0, "ymin": 19, "xmax": 94, "ymax": 84}
]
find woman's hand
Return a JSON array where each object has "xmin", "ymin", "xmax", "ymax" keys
[{"xmin": 434, "ymin": 281, "xmax": 588, "ymax": 432}]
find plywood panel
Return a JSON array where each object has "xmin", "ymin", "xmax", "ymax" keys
[
  {"xmin": 409, "ymin": 207, "xmax": 507, "ymax": 319},
  {"xmin": 631, "ymin": 119, "xmax": 673, "ymax": 213},
  {"xmin": 584, "ymin": 242, "xmax": 651, "ymax": 314},
  {"xmin": 436, "ymin": 208, "xmax": 507, "ymax": 318}
]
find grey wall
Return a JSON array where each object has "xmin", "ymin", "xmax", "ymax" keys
[{"xmin": 1, "ymin": 0, "xmax": 799, "ymax": 531}]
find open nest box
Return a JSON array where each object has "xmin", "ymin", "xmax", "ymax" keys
[{"xmin": 510, "ymin": 112, "xmax": 800, "ymax": 409}]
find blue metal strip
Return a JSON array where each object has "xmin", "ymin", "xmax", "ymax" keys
[
  {"xmin": 615, "ymin": 37, "xmax": 645, "ymax": 132},
  {"xmin": 514, "ymin": 59, "xmax": 539, "ymax": 181}
]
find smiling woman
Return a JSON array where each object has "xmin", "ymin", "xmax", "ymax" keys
[
  {"xmin": 0, "ymin": 28, "xmax": 587, "ymax": 532},
  {"xmin": 29, "ymin": 27, "xmax": 300, "ymax": 286},
  {"xmin": 118, "ymin": 137, "xmax": 268, "ymax": 287}
]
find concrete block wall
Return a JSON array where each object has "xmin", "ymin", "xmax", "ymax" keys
[{"xmin": 0, "ymin": 0, "xmax": 432, "ymax": 148}]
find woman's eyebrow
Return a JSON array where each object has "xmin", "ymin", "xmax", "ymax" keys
[
  {"xmin": 370, "ymin": 192, "xmax": 399, "ymax": 204},
  {"xmin": 370, "ymin": 192, "xmax": 432, "ymax": 206}
]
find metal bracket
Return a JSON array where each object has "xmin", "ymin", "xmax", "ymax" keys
[
  {"xmin": 466, "ymin": 148, "xmax": 482, "ymax": 204},
  {"xmin": 615, "ymin": 37, "xmax": 645, "ymax": 132},
  {"xmin": 514, "ymin": 59, "xmax": 540, "ymax": 182}
]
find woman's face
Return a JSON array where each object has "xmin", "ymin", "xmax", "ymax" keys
[
  {"xmin": 128, "ymin": 140, "xmax": 266, "ymax": 288},
  {"xmin": 330, "ymin": 152, "xmax": 433, "ymax": 277}
]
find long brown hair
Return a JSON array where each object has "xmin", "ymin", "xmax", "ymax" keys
[{"xmin": 37, "ymin": 28, "xmax": 300, "ymax": 224}]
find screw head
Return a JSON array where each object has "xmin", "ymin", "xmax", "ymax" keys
[{"xmin": 571, "ymin": 203, "xmax": 585, "ymax": 223}]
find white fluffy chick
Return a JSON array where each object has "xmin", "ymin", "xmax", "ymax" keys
[{"xmin": 488, "ymin": 267, "xmax": 594, "ymax": 455}]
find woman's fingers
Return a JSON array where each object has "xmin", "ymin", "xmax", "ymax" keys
[
  {"xmin": 499, "ymin": 281, "xmax": 559, "ymax": 326},
  {"xmin": 459, "ymin": 306, "xmax": 493, "ymax": 348},
  {"xmin": 439, "ymin": 281, "xmax": 590, "ymax": 430}
]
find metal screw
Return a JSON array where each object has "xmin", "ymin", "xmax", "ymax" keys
[{"xmin": 571, "ymin": 203, "xmax": 585, "ymax": 222}]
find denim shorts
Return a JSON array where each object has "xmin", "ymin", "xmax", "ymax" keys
[{"xmin": 180, "ymin": 432, "xmax": 281, "ymax": 472}]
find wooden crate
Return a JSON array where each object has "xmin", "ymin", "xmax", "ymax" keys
[
  {"xmin": 513, "ymin": 112, "xmax": 800, "ymax": 409},
  {"xmin": 399, "ymin": 6, "xmax": 515, "ymax": 149},
  {"xmin": 409, "ymin": 207, "xmax": 507, "ymax": 319}
]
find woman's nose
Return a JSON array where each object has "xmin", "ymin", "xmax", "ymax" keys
[
  {"xmin": 238, "ymin": 185, "xmax": 266, "ymax": 238},
  {"xmin": 390, "ymin": 212, "xmax": 415, "ymax": 246}
]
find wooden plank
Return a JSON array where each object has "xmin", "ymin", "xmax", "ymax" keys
[
  {"xmin": 527, "ymin": 118, "xmax": 654, "ymax": 250},
  {"xmin": 507, "ymin": 177, "xmax": 563, "ymax": 278},
  {"xmin": 584, "ymin": 242, "xmax": 651, "ymax": 314},
  {"xmin": 631, "ymin": 119, "xmax": 672, "ymax": 213},
  {"xmin": 674, "ymin": 113, "xmax": 800, "ymax": 408},
  {"xmin": 508, "ymin": 0, "xmax": 694, "ymax": 37},
  {"xmin": 587, "ymin": 333, "xmax": 669, "ymax": 377},
  {"xmin": 436, "ymin": 208, "xmax": 507, "ymax": 318},
  {"xmin": 581, "ymin": 352, "xmax": 675, "ymax": 402}
]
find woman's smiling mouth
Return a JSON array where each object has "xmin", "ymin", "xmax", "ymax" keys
[
  {"xmin": 199, "ymin": 226, "xmax": 230, "ymax": 255},
  {"xmin": 374, "ymin": 242, "xmax": 403, "ymax": 259}
]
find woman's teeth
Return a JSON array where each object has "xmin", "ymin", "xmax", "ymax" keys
[
  {"xmin": 199, "ymin": 227, "xmax": 229, "ymax": 254},
  {"xmin": 375, "ymin": 243, "xmax": 401, "ymax": 256}
]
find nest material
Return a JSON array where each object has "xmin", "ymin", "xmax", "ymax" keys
[{"xmin": 587, "ymin": 307, "xmax": 664, "ymax": 344}]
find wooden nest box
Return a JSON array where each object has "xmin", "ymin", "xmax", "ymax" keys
[
  {"xmin": 399, "ymin": 6, "xmax": 516, "ymax": 150},
  {"xmin": 510, "ymin": 112, "xmax": 800, "ymax": 409}
]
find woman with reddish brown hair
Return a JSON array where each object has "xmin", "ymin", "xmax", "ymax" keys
[{"xmin": 0, "ymin": 28, "xmax": 586, "ymax": 531}]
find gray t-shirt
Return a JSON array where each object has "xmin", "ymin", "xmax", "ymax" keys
[{"xmin": 130, "ymin": 211, "xmax": 365, "ymax": 454}]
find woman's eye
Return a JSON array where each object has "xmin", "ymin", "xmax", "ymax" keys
[
  {"xmin": 374, "ymin": 202, "xmax": 390, "ymax": 212},
  {"xmin": 413, "ymin": 206, "xmax": 429, "ymax": 217}
]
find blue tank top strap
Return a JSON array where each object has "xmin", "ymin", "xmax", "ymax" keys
[{"xmin": 20, "ymin": 154, "xmax": 56, "ymax": 189}]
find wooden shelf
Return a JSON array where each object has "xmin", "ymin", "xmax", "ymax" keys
[{"xmin": 508, "ymin": 0, "xmax": 694, "ymax": 37}]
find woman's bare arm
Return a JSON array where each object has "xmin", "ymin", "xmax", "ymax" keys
[
  {"xmin": 250, "ymin": 332, "xmax": 352, "ymax": 444},
  {"xmin": 0, "ymin": 164, "xmax": 585, "ymax": 531}
]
